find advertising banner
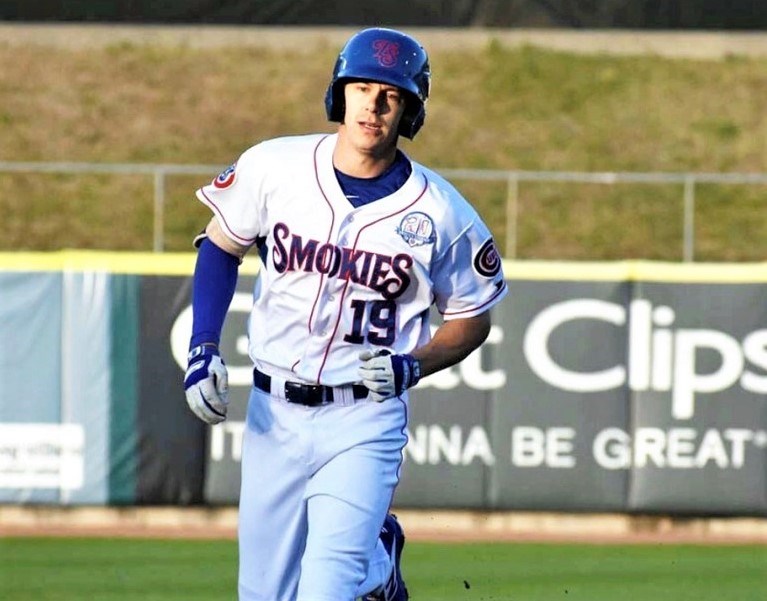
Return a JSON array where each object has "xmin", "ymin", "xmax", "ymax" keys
[
  {"xmin": 625, "ymin": 281, "xmax": 767, "ymax": 514},
  {"xmin": 185, "ymin": 262, "xmax": 767, "ymax": 515},
  {"xmin": 486, "ymin": 279, "xmax": 632, "ymax": 511},
  {"xmin": 482, "ymin": 274, "xmax": 767, "ymax": 514},
  {"xmin": 1, "ymin": 254, "xmax": 765, "ymax": 515},
  {"xmin": 0, "ymin": 272, "xmax": 63, "ymax": 503},
  {"xmin": 0, "ymin": 253, "xmax": 206, "ymax": 505}
]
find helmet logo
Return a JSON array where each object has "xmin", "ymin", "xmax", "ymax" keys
[{"xmin": 372, "ymin": 39, "xmax": 399, "ymax": 67}]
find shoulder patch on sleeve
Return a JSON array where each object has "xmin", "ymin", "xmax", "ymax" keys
[
  {"xmin": 212, "ymin": 162, "xmax": 237, "ymax": 189},
  {"xmin": 473, "ymin": 238, "xmax": 502, "ymax": 277}
]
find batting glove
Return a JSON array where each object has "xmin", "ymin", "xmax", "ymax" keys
[
  {"xmin": 358, "ymin": 350, "xmax": 422, "ymax": 402},
  {"xmin": 184, "ymin": 344, "xmax": 229, "ymax": 424}
]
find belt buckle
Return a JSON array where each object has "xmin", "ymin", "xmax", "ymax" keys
[{"xmin": 285, "ymin": 381, "xmax": 328, "ymax": 406}]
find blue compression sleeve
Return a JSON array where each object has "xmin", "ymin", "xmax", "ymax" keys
[{"xmin": 190, "ymin": 238, "xmax": 239, "ymax": 349}]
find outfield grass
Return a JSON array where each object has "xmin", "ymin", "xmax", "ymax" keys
[{"xmin": 1, "ymin": 538, "xmax": 765, "ymax": 601}]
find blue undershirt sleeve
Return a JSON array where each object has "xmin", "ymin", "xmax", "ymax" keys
[{"xmin": 189, "ymin": 237, "xmax": 240, "ymax": 349}]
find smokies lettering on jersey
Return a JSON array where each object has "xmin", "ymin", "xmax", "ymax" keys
[{"xmin": 271, "ymin": 222, "xmax": 413, "ymax": 300}]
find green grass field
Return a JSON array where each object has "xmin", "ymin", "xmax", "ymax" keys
[{"xmin": 1, "ymin": 537, "xmax": 765, "ymax": 601}]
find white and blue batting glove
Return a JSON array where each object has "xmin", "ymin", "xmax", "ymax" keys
[
  {"xmin": 358, "ymin": 350, "xmax": 421, "ymax": 402},
  {"xmin": 184, "ymin": 344, "xmax": 229, "ymax": 424}
]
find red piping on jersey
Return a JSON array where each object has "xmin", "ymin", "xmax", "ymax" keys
[
  {"xmin": 307, "ymin": 135, "xmax": 336, "ymax": 347},
  {"xmin": 315, "ymin": 172, "xmax": 430, "ymax": 384},
  {"xmin": 198, "ymin": 189, "xmax": 258, "ymax": 245},
  {"xmin": 442, "ymin": 281, "xmax": 509, "ymax": 317}
]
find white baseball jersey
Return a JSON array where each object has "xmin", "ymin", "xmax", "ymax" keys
[{"xmin": 196, "ymin": 133, "xmax": 508, "ymax": 386}]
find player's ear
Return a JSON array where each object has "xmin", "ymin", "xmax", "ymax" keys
[{"xmin": 324, "ymin": 76, "xmax": 346, "ymax": 123}]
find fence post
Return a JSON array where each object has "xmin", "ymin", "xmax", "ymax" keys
[
  {"xmin": 683, "ymin": 175, "xmax": 695, "ymax": 262},
  {"xmin": 505, "ymin": 174, "xmax": 519, "ymax": 259},
  {"xmin": 153, "ymin": 169, "xmax": 166, "ymax": 252}
]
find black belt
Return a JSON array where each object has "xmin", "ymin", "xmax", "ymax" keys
[{"xmin": 253, "ymin": 368, "xmax": 369, "ymax": 406}]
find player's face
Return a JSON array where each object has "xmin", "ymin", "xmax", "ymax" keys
[{"xmin": 341, "ymin": 81, "xmax": 406, "ymax": 155}]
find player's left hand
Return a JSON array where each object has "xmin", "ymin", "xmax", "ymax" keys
[
  {"xmin": 358, "ymin": 350, "xmax": 422, "ymax": 402},
  {"xmin": 184, "ymin": 344, "xmax": 229, "ymax": 424}
]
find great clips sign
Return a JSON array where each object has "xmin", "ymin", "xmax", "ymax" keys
[
  {"xmin": 524, "ymin": 296, "xmax": 767, "ymax": 420},
  {"xmin": 398, "ymin": 266, "xmax": 767, "ymax": 514},
  {"xmin": 168, "ymin": 260, "xmax": 767, "ymax": 514}
]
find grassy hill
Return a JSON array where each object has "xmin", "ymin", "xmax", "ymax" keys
[{"xmin": 1, "ymin": 37, "xmax": 765, "ymax": 260}]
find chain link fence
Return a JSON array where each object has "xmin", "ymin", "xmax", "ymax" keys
[{"xmin": 2, "ymin": 161, "xmax": 766, "ymax": 260}]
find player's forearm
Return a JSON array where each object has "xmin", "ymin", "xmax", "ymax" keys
[
  {"xmin": 189, "ymin": 238, "xmax": 240, "ymax": 348},
  {"xmin": 411, "ymin": 312, "xmax": 491, "ymax": 378}
]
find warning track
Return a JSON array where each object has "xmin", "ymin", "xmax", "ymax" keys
[{"xmin": 2, "ymin": 507, "xmax": 766, "ymax": 545}]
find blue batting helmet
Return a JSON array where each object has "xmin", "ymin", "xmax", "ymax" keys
[{"xmin": 325, "ymin": 28, "xmax": 431, "ymax": 139}]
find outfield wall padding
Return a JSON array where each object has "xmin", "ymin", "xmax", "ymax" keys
[{"xmin": 0, "ymin": 252, "xmax": 765, "ymax": 516}]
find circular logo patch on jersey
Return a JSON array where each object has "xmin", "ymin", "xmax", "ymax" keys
[
  {"xmin": 473, "ymin": 239, "xmax": 501, "ymax": 278},
  {"xmin": 213, "ymin": 163, "xmax": 237, "ymax": 189},
  {"xmin": 396, "ymin": 212, "xmax": 437, "ymax": 247}
]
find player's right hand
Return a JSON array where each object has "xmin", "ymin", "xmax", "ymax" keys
[{"xmin": 184, "ymin": 344, "xmax": 229, "ymax": 424}]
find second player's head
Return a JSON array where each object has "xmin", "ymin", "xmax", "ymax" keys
[{"xmin": 325, "ymin": 27, "xmax": 431, "ymax": 140}]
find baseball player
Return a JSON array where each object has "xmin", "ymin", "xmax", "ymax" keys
[{"xmin": 183, "ymin": 27, "xmax": 508, "ymax": 601}]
